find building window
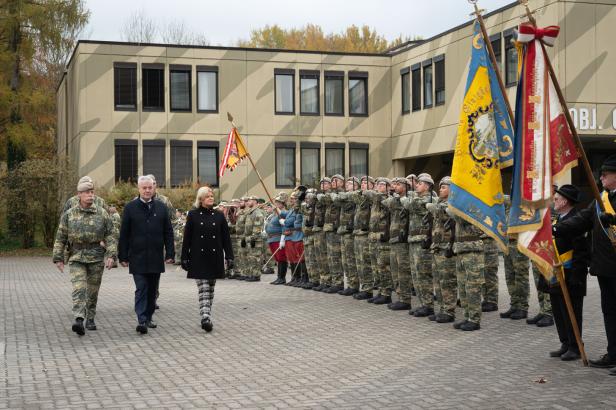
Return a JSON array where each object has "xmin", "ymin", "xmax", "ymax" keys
[
  {"xmin": 170, "ymin": 65, "xmax": 191, "ymax": 112},
  {"xmin": 274, "ymin": 69, "xmax": 294, "ymax": 115},
  {"xmin": 434, "ymin": 55, "xmax": 445, "ymax": 106},
  {"xmin": 490, "ymin": 33, "xmax": 502, "ymax": 74},
  {"xmin": 401, "ymin": 67, "xmax": 410, "ymax": 114},
  {"xmin": 142, "ymin": 64, "xmax": 164, "ymax": 111},
  {"xmin": 411, "ymin": 63, "xmax": 421, "ymax": 112},
  {"xmin": 197, "ymin": 141, "xmax": 219, "ymax": 187},
  {"xmin": 423, "ymin": 59, "xmax": 433, "ymax": 108},
  {"xmin": 324, "ymin": 71, "xmax": 344, "ymax": 116},
  {"xmin": 142, "ymin": 140, "xmax": 166, "ymax": 187},
  {"xmin": 300, "ymin": 70, "xmax": 319, "ymax": 115},
  {"xmin": 348, "ymin": 72, "xmax": 368, "ymax": 116},
  {"xmin": 300, "ymin": 143, "xmax": 320, "ymax": 186},
  {"xmin": 197, "ymin": 66, "xmax": 218, "ymax": 113},
  {"xmin": 170, "ymin": 140, "xmax": 192, "ymax": 186},
  {"xmin": 114, "ymin": 63, "xmax": 137, "ymax": 111},
  {"xmin": 325, "ymin": 144, "xmax": 345, "ymax": 176},
  {"xmin": 275, "ymin": 142, "xmax": 296, "ymax": 188},
  {"xmin": 114, "ymin": 139, "xmax": 137, "ymax": 183},
  {"xmin": 349, "ymin": 143, "xmax": 369, "ymax": 178},
  {"xmin": 504, "ymin": 30, "xmax": 518, "ymax": 87}
]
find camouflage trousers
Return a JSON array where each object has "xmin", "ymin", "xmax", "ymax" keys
[
  {"xmin": 456, "ymin": 251, "xmax": 485, "ymax": 324},
  {"xmin": 246, "ymin": 239, "xmax": 264, "ymax": 277},
  {"xmin": 304, "ymin": 235, "xmax": 319, "ymax": 283},
  {"xmin": 70, "ymin": 261, "xmax": 104, "ymax": 320},
  {"xmin": 354, "ymin": 235, "xmax": 373, "ymax": 293},
  {"xmin": 236, "ymin": 237, "xmax": 249, "ymax": 276},
  {"xmin": 326, "ymin": 232, "xmax": 343, "ymax": 287},
  {"xmin": 409, "ymin": 242, "xmax": 434, "ymax": 308},
  {"xmin": 390, "ymin": 242, "xmax": 413, "ymax": 304},
  {"xmin": 504, "ymin": 242, "xmax": 530, "ymax": 310},
  {"xmin": 174, "ymin": 237, "xmax": 183, "ymax": 264},
  {"xmin": 482, "ymin": 238, "xmax": 499, "ymax": 304},
  {"xmin": 314, "ymin": 232, "xmax": 329, "ymax": 285},
  {"xmin": 370, "ymin": 240, "xmax": 392, "ymax": 296},
  {"xmin": 263, "ymin": 240, "xmax": 274, "ymax": 273},
  {"xmin": 341, "ymin": 234, "xmax": 359, "ymax": 289},
  {"xmin": 433, "ymin": 249, "xmax": 458, "ymax": 316},
  {"xmin": 532, "ymin": 263, "xmax": 553, "ymax": 316}
]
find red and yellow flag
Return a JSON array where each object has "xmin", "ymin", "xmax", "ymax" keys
[{"xmin": 219, "ymin": 127, "xmax": 249, "ymax": 177}]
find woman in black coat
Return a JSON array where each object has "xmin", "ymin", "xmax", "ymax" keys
[{"xmin": 181, "ymin": 186, "xmax": 234, "ymax": 332}]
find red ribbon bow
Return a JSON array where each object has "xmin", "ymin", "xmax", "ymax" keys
[{"xmin": 517, "ymin": 23, "xmax": 560, "ymax": 46}]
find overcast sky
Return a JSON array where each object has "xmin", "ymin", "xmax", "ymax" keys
[{"xmin": 84, "ymin": 0, "xmax": 515, "ymax": 46}]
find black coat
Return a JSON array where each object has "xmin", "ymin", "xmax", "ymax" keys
[
  {"xmin": 118, "ymin": 198, "xmax": 175, "ymax": 275},
  {"xmin": 555, "ymin": 193, "xmax": 616, "ymax": 278},
  {"xmin": 181, "ymin": 206, "xmax": 233, "ymax": 280}
]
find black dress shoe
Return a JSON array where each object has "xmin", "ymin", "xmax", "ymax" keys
[
  {"xmin": 85, "ymin": 319, "xmax": 97, "ymax": 331},
  {"xmin": 536, "ymin": 315, "xmax": 554, "ymax": 327},
  {"xmin": 453, "ymin": 319, "xmax": 468, "ymax": 329},
  {"xmin": 510, "ymin": 309, "xmax": 528, "ymax": 320},
  {"xmin": 372, "ymin": 295, "xmax": 392, "ymax": 305},
  {"xmin": 353, "ymin": 291, "xmax": 372, "ymax": 300},
  {"xmin": 324, "ymin": 285, "xmax": 343, "ymax": 294},
  {"xmin": 339, "ymin": 288, "xmax": 358, "ymax": 296},
  {"xmin": 146, "ymin": 320, "xmax": 157, "ymax": 328},
  {"xmin": 481, "ymin": 301, "xmax": 498, "ymax": 312},
  {"xmin": 589, "ymin": 354, "xmax": 616, "ymax": 368},
  {"xmin": 499, "ymin": 307, "xmax": 516, "ymax": 318},
  {"xmin": 388, "ymin": 301, "xmax": 411, "ymax": 311},
  {"xmin": 201, "ymin": 318, "xmax": 213, "ymax": 332},
  {"xmin": 560, "ymin": 349, "xmax": 580, "ymax": 361},
  {"xmin": 72, "ymin": 318, "xmax": 85, "ymax": 336},
  {"xmin": 428, "ymin": 314, "xmax": 437, "ymax": 321},
  {"xmin": 413, "ymin": 306, "xmax": 434, "ymax": 317},
  {"xmin": 155, "ymin": 304, "xmax": 160, "ymax": 310},
  {"xmin": 460, "ymin": 321, "xmax": 481, "ymax": 331},
  {"xmin": 549, "ymin": 344, "xmax": 568, "ymax": 357},
  {"xmin": 610, "ymin": 367, "xmax": 616, "ymax": 376},
  {"xmin": 526, "ymin": 313, "xmax": 544, "ymax": 325},
  {"xmin": 136, "ymin": 323, "xmax": 148, "ymax": 334},
  {"xmin": 436, "ymin": 313, "xmax": 455, "ymax": 323}
]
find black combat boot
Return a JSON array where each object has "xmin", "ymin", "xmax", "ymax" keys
[
  {"xmin": 85, "ymin": 319, "xmax": 97, "ymax": 331},
  {"xmin": 72, "ymin": 318, "xmax": 85, "ymax": 336},
  {"xmin": 285, "ymin": 264, "xmax": 298, "ymax": 286},
  {"xmin": 271, "ymin": 262, "xmax": 286, "ymax": 285}
]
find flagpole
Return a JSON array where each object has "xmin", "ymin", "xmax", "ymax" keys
[
  {"xmin": 470, "ymin": 0, "xmax": 515, "ymax": 125},
  {"xmin": 517, "ymin": 0, "xmax": 591, "ymax": 366}
]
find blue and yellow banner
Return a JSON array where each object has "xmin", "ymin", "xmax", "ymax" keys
[{"xmin": 448, "ymin": 21, "xmax": 514, "ymax": 252}]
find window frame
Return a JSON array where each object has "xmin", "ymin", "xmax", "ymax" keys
[
  {"xmin": 196, "ymin": 65, "xmax": 219, "ymax": 114},
  {"xmin": 411, "ymin": 63, "xmax": 421, "ymax": 112},
  {"xmin": 422, "ymin": 59, "xmax": 433, "ymax": 109},
  {"xmin": 400, "ymin": 67, "xmax": 410, "ymax": 114},
  {"xmin": 349, "ymin": 142, "xmax": 369, "ymax": 178},
  {"xmin": 274, "ymin": 68, "xmax": 295, "ymax": 115},
  {"xmin": 197, "ymin": 140, "xmax": 220, "ymax": 187},
  {"xmin": 299, "ymin": 69, "xmax": 320, "ymax": 116},
  {"xmin": 348, "ymin": 71, "xmax": 369, "ymax": 117},
  {"xmin": 141, "ymin": 63, "xmax": 165, "ymax": 112},
  {"xmin": 300, "ymin": 142, "xmax": 321, "ymax": 187},
  {"xmin": 113, "ymin": 62, "xmax": 137, "ymax": 112},
  {"xmin": 324, "ymin": 70, "xmax": 345, "ymax": 117},
  {"xmin": 169, "ymin": 64, "xmax": 192, "ymax": 113},
  {"xmin": 170, "ymin": 140, "xmax": 193, "ymax": 187},
  {"xmin": 274, "ymin": 141, "xmax": 297, "ymax": 188},
  {"xmin": 490, "ymin": 33, "xmax": 503, "ymax": 75},
  {"xmin": 114, "ymin": 139, "xmax": 138, "ymax": 183},
  {"xmin": 434, "ymin": 54, "xmax": 445, "ymax": 107},
  {"xmin": 504, "ymin": 28, "xmax": 518, "ymax": 88},
  {"xmin": 325, "ymin": 142, "xmax": 345, "ymax": 177},
  {"xmin": 142, "ymin": 139, "xmax": 166, "ymax": 187}
]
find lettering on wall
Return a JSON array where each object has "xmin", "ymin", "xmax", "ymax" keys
[{"xmin": 568, "ymin": 108, "xmax": 616, "ymax": 131}]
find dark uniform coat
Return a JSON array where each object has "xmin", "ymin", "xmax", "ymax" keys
[
  {"xmin": 181, "ymin": 206, "xmax": 234, "ymax": 280},
  {"xmin": 551, "ymin": 208, "xmax": 590, "ymax": 294},
  {"xmin": 118, "ymin": 198, "xmax": 174, "ymax": 275}
]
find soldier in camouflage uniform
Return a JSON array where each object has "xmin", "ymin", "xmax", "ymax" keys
[
  {"xmin": 383, "ymin": 177, "xmax": 412, "ymax": 311},
  {"xmin": 352, "ymin": 176, "xmax": 375, "ymax": 300},
  {"xmin": 53, "ymin": 179, "xmax": 117, "ymax": 335},
  {"xmin": 527, "ymin": 263, "xmax": 554, "ymax": 327},
  {"xmin": 243, "ymin": 196, "xmax": 266, "ymax": 281},
  {"xmin": 234, "ymin": 197, "xmax": 249, "ymax": 279},
  {"xmin": 336, "ymin": 177, "xmax": 360, "ymax": 296},
  {"xmin": 481, "ymin": 236, "xmax": 500, "ymax": 312},
  {"xmin": 312, "ymin": 178, "xmax": 331, "ymax": 291},
  {"xmin": 108, "ymin": 205, "xmax": 122, "ymax": 268},
  {"xmin": 300, "ymin": 188, "xmax": 320, "ymax": 289},
  {"xmin": 403, "ymin": 173, "xmax": 437, "ymax": 317},
  {"xmin": 62, "ymin": 176, "xmax": 108, "ymax": 213},
  {"xmin": 426, "ymin": 176, "xmax": 457, "ymax": 323},
  {"xmin": 365, "ymin": 177, "xmax": 392, "ymax": 304},
  {"xmin": 173, "ymin": 210, "xmax": 186, "ymax": 265},
  {"xmin": 320, "ymin": 175, "xmax": 344, "ymax": 293},
  {"xmin": 225, "ymin": 199, "xmax": 240, "ymax": 278}
]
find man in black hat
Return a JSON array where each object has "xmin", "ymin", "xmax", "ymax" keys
[
  {"xmin": 554, "ymin": 154, "xmax": 616, "ymax": 371},
  {"xmin": 548, "ymin": 185, "xmax": 590, "ymax": 361}
]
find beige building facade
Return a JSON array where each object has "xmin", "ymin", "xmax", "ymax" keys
[{"xmin": 57, "ymin": 0, "xmax": 616, "ymax": 199}]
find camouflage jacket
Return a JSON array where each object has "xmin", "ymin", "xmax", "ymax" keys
[
  {"xmin": 352, "ymin": 190, "xmax": 371, "ymax": 235},
  {"xmin": 235, "ymin": 208, "xmax": 247, "ymax": 238},
  {"xmin": 53, "ymin": 205, "xmax": 117, "ymax": 263},
  {"xmin": 319, "ymin": 190, "xmax": 341, "ymax": 232},
  {"xmin": 313, "ymin": 192, "xmax": 327, "ymax": 232},
  {"xmin": 154, "ymin": 193, "xmax": 177, "ymax": 223},
  {"xmin": 243, "ymin": 207, "xmax": 266, "ymax": 242},
  {"xmin": 300, "ymin": 195, "xmax": 316, "ymax": 235},
  {"xmin": 62, "ymin": 195, "xmax": 107, "ymax": 214},
  {"xmin": 403, "ymin": 191, "xmax": 436, "ymax": 243},
  {"xmin": 366, "ymin": 190, "xmax": 390, "ymax": 240},
  {"xmin": 383, "ymin": 194, "xmax": 409, "ymax": 244},
  {"xmin": 334, "ymin": 192, "xmax": 356, "ymax": 235},
  {"xmin": 452, "ymin": 213, "xmax": 484, "ymax": 254},
  {"xmin": 429, "ymin": 198, "xmax": 453, "ymax": 250},
  {"xmin": 110, "ymin": 213, "xmax": 121, "ymax": 235}
]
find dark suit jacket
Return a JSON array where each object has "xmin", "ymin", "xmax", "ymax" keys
[
  {"xmin": 118, "ymin": 198, "xmax": 174, "ymax": 275},
  {"xmin": 181, "ymin": 206, "xmax": 233, "ymax": 280},
  {"xmin": 550, "ymin": 208, "xmax": 590, "ymax": 295}
]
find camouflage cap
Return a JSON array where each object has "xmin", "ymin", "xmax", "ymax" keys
[
  {"xmin": 375, "ymin": 177, "xmax": 391, "ymax": 185},
  {"xmin": 346, "ymin": 176, "xmax": 360, "ymax": 184},
  {"xmin": 320, "ymin": 177, "xmax": 332, "ymax": 184},
  {"xmin": 246, "ymin": 195, "xmax": 259, "ymax": 201},
  {"xmin": 231, "ymin": 198, "xmax": 240, "ymax": 203},
  {"xmin": 406, "ymin": 174, "xmax": 417, "ymax": 181},
  {"xmin": 392, "ymin": 177, "xmax": 409, "ymax": 185},
  {"xmin": 77, "ymin": 176, "xmax": 94, "ymax": 192},
  {"xmin": 360, "ymin": 175, "xmax": 375, "ymax": 183},
  {"xmin": 439, "ymin": 176, "xmax": 452, "ymax": 186},
  {"xmin": 274, "ymin": 192, "xmax": 289, "ymax": 203},
  {"xmin": 331, "ymin": 174, "xmax": 345, "ymax": 182},
  {"xmin": 417, "ymin": 173, "xmax": 434, "ymax": 185},
  {"xmin": 240, "ymin": 196, "xmax": 249, "ymax": 201}
]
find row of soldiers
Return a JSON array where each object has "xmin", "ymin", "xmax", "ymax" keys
[{"xmin": 215, "ymin": 173, "xmax": 548, "ymax": 332}]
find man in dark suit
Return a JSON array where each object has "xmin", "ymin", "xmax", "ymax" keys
[
  {"xmin": 554, "ymin": 154, "xmax": 616, "ymax": 371},
  {"xmin": 119, "ymin": 175, "xmax": 174, "ymax": 334}
]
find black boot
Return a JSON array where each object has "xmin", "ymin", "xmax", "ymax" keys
[
  {"xmin": 72, "ymin": 318, "xmax": 85, "ymax": 336},
  {"xmin": 271, "ymin": 262, "xmax": 286, "ymax": 285},
  {"xmin": 285, "ymin": 264, "xmax": 298, "ymax": 286}
]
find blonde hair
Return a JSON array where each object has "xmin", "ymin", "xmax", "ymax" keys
[{"xmin": 194, "ymin": 186, "xmax": 214, "ymax": 208}]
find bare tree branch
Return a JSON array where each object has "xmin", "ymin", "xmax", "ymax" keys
[{"xmin": 120, "ymin": 9, "xmax": 157, "ymax": 43}]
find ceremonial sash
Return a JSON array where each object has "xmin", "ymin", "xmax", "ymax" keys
[{"xmin": 598, "ymin": 191, "xmax": 616, "ymax": 239}]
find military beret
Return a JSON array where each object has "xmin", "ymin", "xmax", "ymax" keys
[
  {"xmin": 417, "ymin": 173, "xmax": 434, "ymax": 185},
  {"xmin": 331, "ymin": 174, "xmax": 345, "ymax": 182},
  {"xmin": 360, "ymin": 176, "xmax": 375, "ymax": 183},
  {"xmin": 439, "ymin": 176, "xmax": 452, "ymax": 186},
  {"xmin": 375, "ymin": 177, "xmax": 391, "ymax": 185},
  {"xmin": 320, "ymin": 177, "xmax": 332, "ymax": 183},
  {"xmin": 257, "ymin": 198, "xmax": 265, "ymax": 204},
  {"xmin": 601, "ymin": 154, "xmax": 616, "ymax": 173}
]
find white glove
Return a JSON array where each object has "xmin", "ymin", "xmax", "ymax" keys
[
  {"xmin": 279, "ymin": 218, "xmax": 286, "ymax": 226},
  {"xmin": 279, "ymin": 235, "xmax": 286, "ymax": 249}
]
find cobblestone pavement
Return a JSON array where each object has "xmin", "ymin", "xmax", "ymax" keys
[{"xmin": 1, "ymin": 257, "xmax": 615, "ymax": 409}]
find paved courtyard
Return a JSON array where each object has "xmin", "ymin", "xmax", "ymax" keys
[{"xmin": 1, "ymin": 257, "xmax": 615, "ymax": 409}]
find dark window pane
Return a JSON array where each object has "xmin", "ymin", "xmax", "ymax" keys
[
  {"xmin": 114, "ymin": 144, "xmax": 137, "ymax": 182},
  {"xmin": 301, "ymin": 147, "xmax": 320, "ymax": 186},
  {"xmin": 197, "ymin": 71, "xmax": 217, "ymax": 112},
  {"xmin": 491, "ymin": 37, "xmax": 502, "ymax": 74},
  {"xmin": 143, "ymin": 145, "xmax": 166, "ymax": 187},
  {"xmin": 325, "ymin": 77, "xmax": 343, "ymax": 115},
  {"xmin": 275, "ymin": 74, "xmax": 294, "ymax": 113},
  {"xmin": 401, "ymin": 72, "xmax": 410, "ymax": 113},
  {"xmin": 411, "ymin": 68, "xmax": 421, "ymax": 111},
  {"xmin": 349, "ymin": 78, "xmax": 367, "ymax": 115},
  {"xmin": 142, "ymin": 68, "xmax": 164, "ymax": 110},
  {"xmin": 423, "ymin": 64, "xmax": 433, "ymax": 108},
  {"xmin": 435, "ymin": 58, "xmax": 445, "ymax": 106},
  {"xmin": 114, "ymin": 67, "xmax": 136, "ymax": 110},
  {"xmin": 275, "ymin": 147, "xmax": 295, "ymax": 187},
  {"xmin": 171, "ymin": 144, "xmax": 192, "ymax": 186},
  {"xmin": 350, "ymin": 148, "xmax": 368, "ymax": 178},
  {"xmin": 300, "ymin": 76, "xmax": 319, "ymax": 114},
  {"xmin": 325, "ymin": 148, "xmax": 344, "ymax": 176},
  {"xmin": 198, "ymin": 147, "xmax": 218, "ymax": 186},
  {"xmin": 170, "ymin": 70, "xmax": 191, "ymax": 111},
  {"xmin": 505, "ymin": 35, "xmax": 518, "ymax": 87}
]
